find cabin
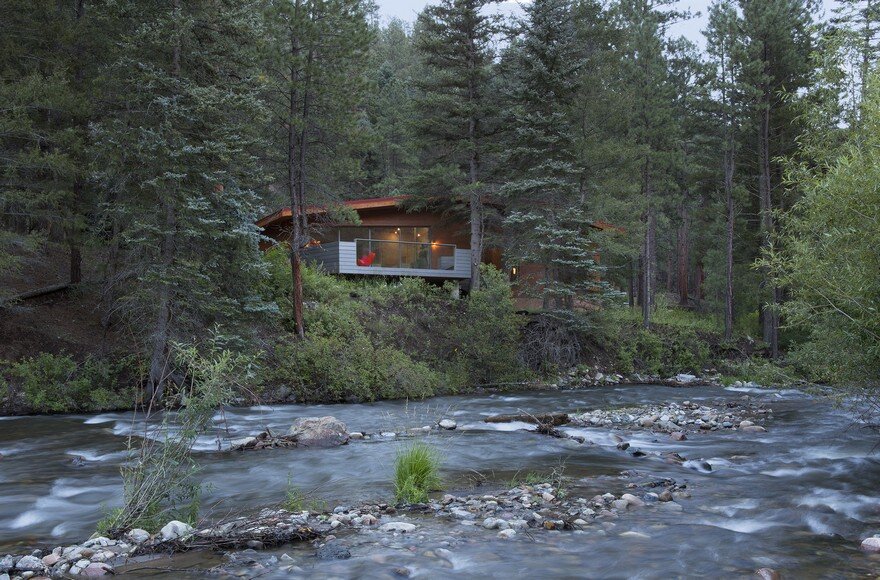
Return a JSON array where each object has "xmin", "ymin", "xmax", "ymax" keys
[
  {"xmin": 258, "ymin": 196, "xmax": 501, "ymax": 285},
  {"xmin": 258, "ymin": 196, "xmax": 612, "ymax": 310}
]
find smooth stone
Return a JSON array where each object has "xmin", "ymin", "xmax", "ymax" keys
[
  {"xmin": 379, "ymin": 522, "xmax": 416, "ymax": 533},
  {"xmin": 741, "ymin": 425, "xmax": 767, "ymax": 433},
  {"xmin": 754, "ymin": 568, "xmax": 781, "ymax": 580},
  {"xmin": 620, "ymin": 531, "xmax": 650, "ymax": 539},
  {"xmin": 739, "ymin": 420, "xmax": 754, "ymax": 428},
  {"xmin": 621, "ymin": 493, "xmax": 645, "ymax": 507},
  {"xmin": 126, "ymin": 528, "xmax": 151, "ymax": 544},
  {"xmin": 497, "ymin": 529, "xmax": 516, "ymax": 539},
  {"xmin": 438, "ymin": 419, "xmax": 457, "ymax": 430},
  {"xmin": 669, "ymin": 432, "xmax": 687, "ymax": 441},
  {"xmin": 287, "ymin": 416, "xmax": 349, "ymax": 447},
  {"xmin": 860, "ymin": 537, "xmax": 880, "ymax": 552},
  {"xmin": 159, "ymin": 520, "xmax": 195, "ymax": 541},
  {"xmin": 82, "ymin": 562, "xmax": 113, "ymax": 577},
  {"xmin": 349, "ymin": 432, "xmax": 364, "ymax": 440},
  {"xmin": 14, "ymin": 556, "xmax": 44, "ymax": 572},
  {"xmin": 658, "ymin": 490, "xmax": 674, "ymax": 502},
  {"xmin": 230, "ymin": 436, "xmax": 256, "ymax": 449}
]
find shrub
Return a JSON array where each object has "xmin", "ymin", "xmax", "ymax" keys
[
  {"xmin": 394, "ymin": 442, "xmax": 441, "ymax": 504},
  {"xmin": 7, "ymin": 353, "xmax": 134, "ymax": 413}
]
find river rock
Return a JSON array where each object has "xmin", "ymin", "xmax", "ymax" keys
[
  {"xmin": 739, "ymin": 420, "xmax": 754, "ymax": 428},
  {"xmin": 41, "ymin": 554, "xmax": 60, "ymax": 568},
  {"xmin": 14, "ymin": 555, "xmax": 44, "ymax": 573},
  {"xmin": 669, "ymin": 431, "xmax": 687, "ymax": 441},
  {"xmin": 316, "ymin": 543, "xmax": 352, "ymax": 560},
  {"xmin": 860, "ymin": 536, "xmax": 880, "ymax": 552},
  {"xmin": 82, "ymin": 562, "xmax": 113, "ymax": 577},
  {"xmin": 658, "ymin": 490, "xmax": 674, "ymax": 502},
  {"xmin": 159, "ymin": 520, "xmax": 194, "ymax": 541},
  {"xmin": 349, "ymin": 432, "xmax": 364, "ymax": 440},
  {"xmin": 380, "ymin": 522, "xmax": 416, "ymax": 533},
  {"xmin": 126, "ymin": 528, "xmax": 151, "ymax": 544},
  {"xmin": 497, "ymin": 529, "xmax": 516, "ymax": 539},
  {"xmin": 438, "ymin": 419, "xmax": 457, "ymax": 430},
  {"xmin": 287, "ymin": 416, "xmax": 349, "ymax": 447},
  {"xmin": 230, "ymin": 436, "xmax": 257, "ymax": 450},
  {"xmin": 741, "ymin": 425, "xmax": 767, "ymax": 433},
  {"xmin": 620, "ymin": 493, "xmax": 645, "ymax": 507},
  {"xmin": 754, "ymin": 568, "xmax": 781, "ymax": 580}
]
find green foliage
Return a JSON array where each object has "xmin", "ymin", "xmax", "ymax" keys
[
  {"xmin": 7, "ymin": 353, "xmax": 134, "ymax": 413},
  {"xmin": 764, "ymin": 75, "xmax": 880, "ymax": 390},
  {"xmin": 104, "ymin": 343, "xmax": 252, "ymax": 534},
  {"xmin": 283, "ymin": 476, "xmax": 326, "ymax": 513},
  {"xmin": 262, "ymin": 263, "xmax": 527, "ymax": 403},
  {"xmin": 394, "ymin": 442, "xmax": 441, "ymax": 504}
]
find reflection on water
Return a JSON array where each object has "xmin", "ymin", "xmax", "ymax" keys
[{"xmin": 2, "ymin": 385, "xmax": 880, "ymax": 577}]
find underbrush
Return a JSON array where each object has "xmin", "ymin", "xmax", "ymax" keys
[
  {"xmin": 0, "ymin": 352, "xmax": 137, "ymax": 414},
  {"xmin": 259, "ymin": 248, "xmax": 529, "ymax": 403}
]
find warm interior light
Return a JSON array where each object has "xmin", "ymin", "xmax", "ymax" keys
[{"xmin": 511, "ymin": 267, "xmax": 518, "ymax": 276}]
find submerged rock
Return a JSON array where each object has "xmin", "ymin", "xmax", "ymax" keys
[
  {"xmin": 287, "ymin": 416, "xmax": 350, "ymax": 447},
  {"xmin": 754, "ymin": 568, "xmax": 781, "ymax": 580},
  {"xmin": 316, "ymin": 542, "xmax": 352, "ymax": 560},
  {"xmin": 379, "ymin": 522, "xmax": 416, "ymax": 533}
]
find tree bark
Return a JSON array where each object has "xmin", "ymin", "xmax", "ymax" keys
[
  {"xmin": 641, "ymin": 160, "xmax": 654, "ymax": 328},
  {"xmin": 287, "ymin": 1, "xmax": 306, "ymax": 339},
  {"xmin": 147, "ymin": 0, "xmax": 181, "ymax": 401},
  {"xmin": 676, "ymin": 202, "xmax": 689, "ymax": 306},
  {"xmin": 723, "ymin": 135, "xmax": 735, "ymax": 339},
  {"xmin": 467, "ymin": 31, "xmax": 482, "ymax": 292}
]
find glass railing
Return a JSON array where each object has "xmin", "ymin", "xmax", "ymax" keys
[{"xmin": 354, "ymin": 239, "xmax": 456, "ymax": 270}]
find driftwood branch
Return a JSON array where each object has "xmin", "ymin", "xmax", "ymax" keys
[{"xmin": 0, "ymin": 283, "xmax": 70, "ymax": 306}]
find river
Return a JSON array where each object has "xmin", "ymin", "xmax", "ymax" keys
[{"xmin": 1, "ymin": 384, "xmax": 879, "ymax": 577}]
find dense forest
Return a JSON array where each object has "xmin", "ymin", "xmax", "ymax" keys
[{"xmin": 1, "ymin": 0, "xmax": 878, "ymax": 414}]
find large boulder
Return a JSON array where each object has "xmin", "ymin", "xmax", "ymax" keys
[{"xmin": 287, "ymin": 416, "xmax": 349, "ymax": 448}]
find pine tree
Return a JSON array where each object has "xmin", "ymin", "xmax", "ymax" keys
[
  {"xmin": 0, "ymin": 1, "xmax": 102, "ymax": 290},
  {"xmin": 93, "ymin": 0, "xmax": 270, "ymax": 399},
  {"xmin": 500, "ymin": 0, "xmax": 617, "ymax": 313},
  {"xmin": 411, "ymin": 0, "xmax": 502, "ymax": 291},
  {"xmin": 261, "ymin": 0, "xmax": 374, "ymax": 338},
  {"xmin": 615, "ymin": 0, "xmax": 682, "ymax": 328},
  {"xmin": 704, "ymin": 0, "xmax": 746, "ymax": 339},
  {"xmin": 738, "ymin": 0, "xmax": 816, "ymax": 357}
]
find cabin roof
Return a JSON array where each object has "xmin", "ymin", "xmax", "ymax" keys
[{"xmin": 256, "ymin": 196, "xmax": 406, "ymax": 229}]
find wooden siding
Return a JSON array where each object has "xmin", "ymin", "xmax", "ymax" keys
[{"xmin": 303, "ymin": 241, "xmax": 471, "ymax": 279}]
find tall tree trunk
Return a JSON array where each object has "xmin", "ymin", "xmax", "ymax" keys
[
  {"xmin": 758, "ymin": 80, "xmax": 779, "ymax": 357},
  {"xmin": 676, "ymin": 202, "xmax": 689, "ymax": 306},
  {"xmin": 68, "ymin": 0, "xmax": 87, "ymax": 286},
  {"xmin": 723, "ymin": 135, "xmax": 735, "ymax": 339},
  {"xmin": 628, "ymin": 257, "xmax": 636, "ymax": 308},
  {"xmin": 467, "ymin": 36, "xmax": 482, "ymax": 292},
  {"xmin": 286, "ymin": 4, "xmax": 306, "ymax": 340},
  {"xmin": 641, "ymin": 161, "xmax": 654, "ymax": 329},
  {"xmin": 147, "ymin": 0, "xmax": 181, "ymax": 401}
]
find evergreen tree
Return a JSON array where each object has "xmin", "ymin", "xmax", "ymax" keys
[
  {"xmin": 501, "ymin": 0, "xmax": 617, "ymax": 313},
  {"xmin": 0, "ymin": 1, "xmax": 102, "ymax": 290},
  {"xmin": 704, "ymin": 0, "xmax": 747, "ymax": 338},
  {"xmin": 738, "ymin": 0, "xmax": 816, "ymax": 357},
  {"xmin": 362, "ymin": 19, "xmax": 420, "ymax": 194},
  {"xmin": 261, "ymin": 0, "xmax": 374, "ymax": 338},
  {"xmin": 93, "ymin": 0, "xmax": 270, "ymax": 399},
  {"xmin": 615, "ymin": 0, "xmax": 681, "ymax": 328},
  {"xmin": 411, "ymin": 0, "xmax": 502, "ymax": 291}
]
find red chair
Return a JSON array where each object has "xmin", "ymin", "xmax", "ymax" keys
[{"xmin": 357, "ymin": 251, "xmax": 376, "ymax": 267}]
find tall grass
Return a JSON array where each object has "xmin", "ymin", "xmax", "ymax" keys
[{"xmin": 394, "ymin": 442, "xmax": 441, "ymax": 504}]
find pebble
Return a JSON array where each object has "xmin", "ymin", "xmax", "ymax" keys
[{"xmin": 497, "ymin": 529, "xmax": 516, "ymax": 539}]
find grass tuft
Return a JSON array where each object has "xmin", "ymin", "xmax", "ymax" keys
[{"xmin": 394, "ymin": 442, "xmax": 442, "ymax": 504}]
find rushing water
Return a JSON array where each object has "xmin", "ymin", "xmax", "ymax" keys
[{"xmin": 2, "ymin": 385, "xmax": 880, "ymax": 577}]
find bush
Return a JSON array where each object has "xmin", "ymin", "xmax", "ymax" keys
[
  {"xmin": 394, "ymin": 442, "xmax": 441, "ymax": 504},
  {"xmin": 260, "ymin": 263, "xmax": 528, "ymax": 402},
  {"xmin": 7, "ymin": 353, "xmax": 135, "ymax": 413}
]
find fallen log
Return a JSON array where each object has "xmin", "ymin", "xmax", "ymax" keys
[
  {"xmin": 0, "ymin": 282, "xmax": 70, "ymax": 306},
  {"xmin": 485, "ymin": 412, "xmax": 570, "ymax": 426}
]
